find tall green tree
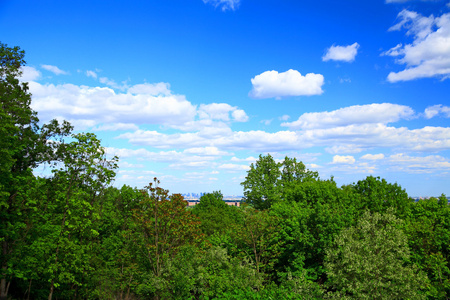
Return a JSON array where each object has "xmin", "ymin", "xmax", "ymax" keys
[
  {"xmin": 128, "ymin": 178, "xmax": 204, "ymax": 299},
  {"xmin": 0, "ymin": 42, "xmax": 72, "ymax": 300},
  {"xmin": 241, "ymin": 154, "xmax": 281, "ymax": 209},
  {"xmin": 325, "ymin": 210, "xmax": 428, "ymax": 299}
]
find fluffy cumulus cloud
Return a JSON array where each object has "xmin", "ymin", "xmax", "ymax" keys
[
  {"xmin": 19, "ymin": 66, "xmax": 41, "ymax": 81},
  {"xmin": 361, "ymin": 153, "xmax": 385, "ymax": 160},
  {"xmin": 384, "ymin": 10, "xmax": 450, "ymax": 82},
  {"xmin": 332, "ymin": 155, "xmax": 356, "ymax": 164},
  {"xmin": 198, "ymin": 103, "xmax": 248, "ymax": 122},
  {"xmin": 424, "ymin": 104, "xmax": 450, "ymax": 119},
  {"xmin": 202, "ymin": 0, "xmax": 239, "ymax": 11},
  {"xmin": 29, "ymin": 81, "xmax": 197, "ymax": 128},
  {"xmin": 281, "ymin": 103, "xmax": 414, "ymax": 130},
  {"xmin": 23, "ymin": 69, "xmax": 248, "ymax": 132},
  {"xmin": 41, "ymin": 64, "xmax": 67, "ymax": 75},
  {"xmin": 249, "ymin": 69, "xmax": 324, "ymax": 99},
  {"xmin": 322, "ymin": 43, "xmax": 360, "ymax": 62}
]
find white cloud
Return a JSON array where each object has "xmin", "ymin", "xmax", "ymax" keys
[
  {"xmin": 232, "ymin": 109, "xmax": 249, "ymax": 122},
  {"xmin": 19, "ymin": 66, "xmax": 41, "ymax": 81},
  {"xmin": 388, "ymin": 153, "xmax": 450, "ymax": 173},
  {"xmin": 326, "ymin": 145, "xmax": 364, "ymax": 154},
  {"xmin": 261, "ymin": 119, "xmax": 272, "ymax": 125},
  {"xmin": 41, "ymin": 64, "xmax": 67, "ymax": 75},
  {"xmin": 128, "ymin": 82, "xmax": 171, "ymax": 96},
  {"xmin": 230, "ymin": 156, "xmax": 258, "ymax": 162},
  {"xmin": 279, "ymin": 115, "xmax": 290, "ymax": 121},
  {"xmin": 332, "ymin": 155, "xmax": 356, "ymax": 164},
  {"xmin": 282, "ymin": 103, "xmax": 414, "ymax": 130},
  {"xmin": 202, "ymin": 0, "xmax": 240, "ymax": 11},
  {"xmin": 361, "ymin": 153, "xmax": 385, "ymax": 160},
  {"xmin": 99, "ymin": 76, "xmax": 129, "ymax": 90},
  {"xmin": 86, "ymin": 70, "xmax": 97, "ymax": 79},
  {"xmin": 384, "ymin": 10, "xmax": 450, "ymax": 82},
  {"xmin": 117, "ymin": 129, "xmax": 302, "ymax": 152},
  {"xmin": 92, "ymin": 123, "xmax": 139, "ymax": 131},
  {"xmin": 386, "ymin": 0, "xmax": 442, "ymax": 3},
  {"xmin": 28, "ymin": 81, "xmax": 197, "ymax": 128},
  {"xmin": 117, "ymin": 122, "xmax": 450, "ymax": 154},
  {"xmin": 199, "ymin": 103, "xmax": 236, "ymax": 121},
  {"xmin": 218, "ymin": 163, "xmax": 250, "ymax": 171},
  {"xmin": 424, "ymin": 104, "xmax": 450, "ymax": 119},
  {"xmin": 183, "ymin": 146, "xmax": 231, "ymax": 156},
  {"xmin": 120, "ymin": 162, "xmax": 144, "ymax": 168},
  {"xmin": 249, "ymin": 69, "xmax": 324, "ymax": 99},
  {"xmin": 322, "ymin": 42, "xmax": 360, "ymax": 62}
]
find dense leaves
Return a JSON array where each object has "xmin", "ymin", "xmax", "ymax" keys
[{"xmin": 2, "ymin": 44, "xmax": 450, "ymax": 299}]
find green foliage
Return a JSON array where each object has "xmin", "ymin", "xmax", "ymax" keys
[
  {"xmin": 404, "ymin": 195, "xmax": 450, "ymax": 298},
  {"xmin": 230, "ymin": 206, "xmax": 282, "ymax": 278},
  {"xmin": 1, "ymin": 44, "xmax": 448, "ymax": 300},
  {"xmin": 192, "ymin": 191, "xmax": 241, "ymax": 240},
  {"xmin": 352, "ymin": 175, "xmax": 412, "ymax": 218},
  {"xmin": 241, "ymin": 154, "xmax": 317, "ymax": 209},
  {"xmin": 325, "ymin": 210, "xmax": 428, "ymax": 299},
  {"xmin": 241, "ymin": 154, "xmax": 282, "ymax": 209}
]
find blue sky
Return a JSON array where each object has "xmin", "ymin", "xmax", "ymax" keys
[{"xmin": 2, "ymin": 0, "xmax": 450, "ymax": 196}]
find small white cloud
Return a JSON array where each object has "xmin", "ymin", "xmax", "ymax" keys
[
  {"xmin": 424, "ymin": 104, "xmax": 450, "ymax": 119},
  {"xmin": 128, "ymin": 82, "xmax": 171, "ymax": 96},
  {"xmin": 120, "ymin": 162, "xmax": 144, "ymax": 168},
  {"xmin": 325, "ymin": 145, "xmax": 364, "ymax": 154},
  {"xmin": 218, "ymin": 163, "xmax": 250, "ymax": 171},
  {"xmin": 249, "ymin": 69, "xmax": 324, "ymax": 99},
  {"xmin": 361, "ymin": 153, "xmax": 385, "ymax": 160},
  {"xmin": 183, "ymin": 147, "xmax": 231, "ymax": 156},
  {"xmin": 86, "ymin": 70, "xmax": 98, "ymax": 79},
  {"xmin": 92, "ymin": 123, "xmax": 139, "ymax": 131},
  {"xmin": 99, "ymin": 76, "xmax": 129, "ymax": 90},
  {"xmin": 198, "ymin": 103, "xmax": 248, "ymax": 123},
  {"xmin": 230, "ymin": 156, "xmax": 257, "ymax": 162},
  {"xmin": 339, "ymin": 78, "xmax": 351, "ymax": 83},
  {"xmin": 261, "ymin": 119, "xmax": 272, "ymax": 126},
  {"xmin": 203, "ymin": 0, "xmax": 240, "ymax": 11},
  {"xmin": 41, "ymin": 64, "xmax": 67, "ymax": 75},
  {"xmin": 19, "ymin": 66, "xmax": 41, "ymax": 81},
  {"xmin": 279, "ymin": 115, "xmax": 290, "ymax": 121},
  {"xmin": 322, "ymin": 43, "xmax": 360, "ymax": 62},
  {"xmin": 332, "ymin": 155, "xmax": 356, "ymax": 164},
  {"xmin": 232, "ymin": 109, "xmax": 249, "ymax": 122}
]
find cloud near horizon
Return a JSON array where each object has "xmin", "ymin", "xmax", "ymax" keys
[{"xmin": 249, "ymin": 69, "xmax": 324, "ymax": 99}]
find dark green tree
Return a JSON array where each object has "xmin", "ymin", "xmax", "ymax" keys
[{"xmin": 0, "ymin": 42, "xmax": 72, "ymax": 300}]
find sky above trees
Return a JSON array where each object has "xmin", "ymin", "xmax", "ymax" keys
[{"xmin": 1, "ymin": 0, "xmax": 450, "ymax": 196}]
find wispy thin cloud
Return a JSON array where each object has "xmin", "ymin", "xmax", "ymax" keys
[
  {"xmin": 41, "ymin": 64, "xmax": 68, "ymax": 75},
  {"xmin": 203, "ymin": 0, "xmax": 240, "ymax": 11}
]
